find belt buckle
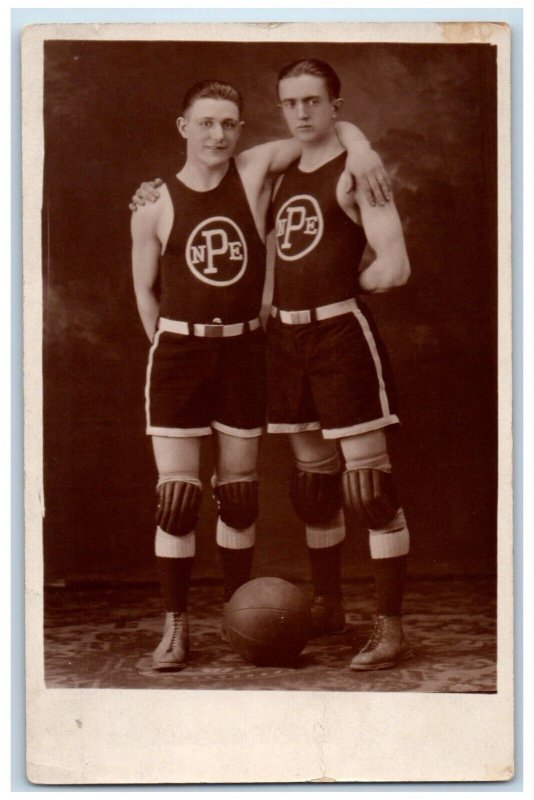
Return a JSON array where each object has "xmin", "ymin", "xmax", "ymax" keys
[
  {"xmin": 291, "ymin": 309, "xmax": 312, "ymax": 325},
  {"xmin": 203, "ymin": 323, "xmax": 225, "ymax": 338}
]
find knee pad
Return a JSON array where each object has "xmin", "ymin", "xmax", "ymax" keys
[
  {"xmin": 155, "ymin": 480, "xmax": 203, "ymax": 537},
  {"xmin": 214, "ymin": 480, "xmax": 258, "ymax": 531},
  {"xmin": 290, "ymin": 468, "xmax": 343, "ymax": 525},
  {"xmin": 342, "ymin": 469, "xmax": 399, "ymax": 530}
]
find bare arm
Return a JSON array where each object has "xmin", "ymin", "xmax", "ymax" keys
[
  {"xmin": 128, "ymin": 140, "xmax": 301, "ymax": 212},
  {"xmin": 236, "ymin": 130, "xmax": 390, "ymax": 206},
  {"xmin": 128, "ymin": 124, "xmax": 390, "ymax": 210},
  {"xmin": 131, "ymin": 206, "xmax": 162, "ymax": 341},
  {"xmin": 335, "ymin": 121, "xmax": 391, "ymax": 207},
  {"xmin": 355, "ymin": 186, "xmax": 410, "ymax": 294},
  {"xmin": 234, "ymin": 139, "xmax": 304, "ymax": 235},
  {"xmin": 237, "ymin": 138, "xmax": 302, "ymax": 177}
]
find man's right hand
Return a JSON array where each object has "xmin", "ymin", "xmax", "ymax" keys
[{"xmin": 129, "ymin": 178, "xmax": 164, "ymax": 211}]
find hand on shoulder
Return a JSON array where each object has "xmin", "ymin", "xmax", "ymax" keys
[{"xmin": 129, "ymin": 177, "xmax": 164, "ymax": 212}]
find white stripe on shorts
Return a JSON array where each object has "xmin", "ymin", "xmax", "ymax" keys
[
  {"xmin": 145, "ymin": 329, "xmax": 213, "ymax": 437},
  {"xmin": 212, "ymin": 421, "xmax": 263, "ymax": 438},
  {"xmin": 145, "ymin": 328, "xmax": 162, "ymax": 432},
  {"xmin": 322, "ymin": 415, "xmax": 399, "ymax": 439},
  {"xmin": 147, "ymin": 424, "xmax": 212, "ymax": 437},
  {"xmin": 267, "ymin": 421, "xmax": 322, "ymax": 434},
  {"xmin": 351, "ymin": 308, "xmax": 392, "ymax": 419}
]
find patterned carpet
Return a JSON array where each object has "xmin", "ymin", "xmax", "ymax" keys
[{"xmin": 44, "ymin": 576, "xmax": 496, "ymax": 693}]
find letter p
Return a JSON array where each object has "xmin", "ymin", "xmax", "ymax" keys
[
  {"xmin": 202, "ymin": 228, "xmax": 229, "ymax": 274},
  {"xmin": 280, "ymin": 206, "xmax": 306, "ymax": 250}
]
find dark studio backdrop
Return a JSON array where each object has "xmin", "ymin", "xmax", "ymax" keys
[{"xmin": 42, "ymin": 39, "xmax": 498, "ymax": 587}]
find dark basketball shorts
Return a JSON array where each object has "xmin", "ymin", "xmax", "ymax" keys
[
  {"xmin": 146, "ymin": 326, "xmax": 266, "ymax": 438},
  {"xmin": 266, "ymin": 305, "xmax": 399, "ymax": 439}
]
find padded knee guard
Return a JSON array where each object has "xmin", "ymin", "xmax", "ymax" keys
[
  {"xmin": 342, "ymin": 469, "xmax": 399, "ymax": 530},
  {"xmin": 214, "ymin": 480, "xmax": 258, "ymax": 531},
  {"xmin": 290, "ymin": 468, "xmax": 343, "ymax": 525},
  {"xmin": 156, "ymin": 481, "xmax": 202, "ymax": 537}
]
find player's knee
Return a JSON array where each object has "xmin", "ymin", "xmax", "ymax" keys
[
  {"xmin": 155, "ymin": 478, "xmax": 203, "ymax": 537},
  {"xmin": 341, "ymin": 430, "xmax": 392, "ymax": 472},
  {"xmin": 290, "ymin": 468, "xmax": 343, "ymax": 525},
  {"xmin": 214, "ymin": 480, "xmax": 258, "ymax": 530},
  {"xmin": 342, "ymin": 469, "xmax": 400, "ymax": 530}
]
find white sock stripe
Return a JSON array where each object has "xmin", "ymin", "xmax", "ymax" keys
[
  {"xmin": 306, "ymin": 525, "xmax": 346, "ymax": 549},
  {"xmin": 216, "ymin": 519, "xmax": 256, "ymax": 549},
  {"xmin": 369, "ymin": 529, "xmax": 410, "ymax": 559},
  {"xmin": 370, "ymin": 508, "xmax": 408, "ymax": 534},
  {"xmin": 306, "ymin": 509, "xmax": 346, "ymax": 549},
  {"xmin": 155, "ymin": 527, "xmax": 196, "ymax": 558},
  {"xmin": 352, "ymin": 309, "xmax": 391, "ymax": 418}
]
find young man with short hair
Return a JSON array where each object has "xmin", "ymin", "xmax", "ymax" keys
[
  {"xmin": 131, "ymin": 78, "xmax": 386, "ymax": 670},
  {"xmin": 268, "ymin": 59, "xmax": 412, "ymax": 669}
]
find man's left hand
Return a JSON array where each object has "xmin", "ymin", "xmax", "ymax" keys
[{"xmin": 344, "ymin": 146, "xmax": 391, "ymax": 207}]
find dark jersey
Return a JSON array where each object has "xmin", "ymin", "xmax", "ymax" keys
[
  {"xmin": 272, "ymin": 151, "xmax": 367, "ymax": 311},
  {"xmin": 159, "ymin": 159, "xmax": 266, "ymax": 324}
]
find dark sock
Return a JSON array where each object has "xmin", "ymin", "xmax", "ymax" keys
[
  {"xmin": 307, "ymin": 542, "xmax": 343, "ymax": 597},
  {"xmin": 218, "ymin": 546, "xmax": 254, "ymax": 602},
  {"xmin": 372, "ymin": 555, "xmax": 407, "ymax": 616},
  {"xmin": 156, "ymin": 556, "xmax": 194, "ymax": 612}
]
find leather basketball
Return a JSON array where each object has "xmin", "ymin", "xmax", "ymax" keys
[{"xmin": 224, "ymin": 577, "xmax": 311, "ymax": 666}]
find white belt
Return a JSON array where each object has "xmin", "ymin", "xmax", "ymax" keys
[
  {"xmin": 271, "ymin": 298, "xmax": 357, "ymax": 325},
  {"xmin": 159, "ymin": 316, "xmax": 261, "ymax": 338}
]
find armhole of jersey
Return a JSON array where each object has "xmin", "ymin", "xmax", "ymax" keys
[
  {"xmin": 234, "ymin": 158, "xmax": 266, "ymax": 243},
  {"xmin": 336, "ymin": 174, "xmax": 363, "ymax": 228},
  {"xmin": 234, "ymin": 157, "xmax": 253, "ymax": 201},
  {"xmin": 272, "ymin": 173, "xmax": 284, "ymax": 201},
  {"xmin": 158, "ymin": 184, "xmax": 174, "ymax": 256},
  {"xmin": 265, "ymin": 174, "xmax": 285, "ymax": 236}
]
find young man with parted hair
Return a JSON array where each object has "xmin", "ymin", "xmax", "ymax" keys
[
  {"xmin": 267, "ymin": 58, "xmax": 412, "ymax": 670},
  {"xmin": 130, "ymin": 77, "xmax": 388, "ymax": 670}
]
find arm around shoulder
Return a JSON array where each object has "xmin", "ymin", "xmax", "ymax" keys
[
  {"xmin": 335, "ymin": 121, "xmax": 391, "ymax": 207},
  {"xmin": 237, "ymin": 139, "xmax": 301, "ymax": 183}
]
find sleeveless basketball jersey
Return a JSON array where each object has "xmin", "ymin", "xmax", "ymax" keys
[
  {"xmin": 272, "ymin": 151, "xmax": 367, "ymax": 311},
  {"xmin": 159, "ymin": 159, "xmax": 266, "ymax": 324}
]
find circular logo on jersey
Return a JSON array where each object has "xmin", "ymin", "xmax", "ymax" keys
[
  {"xmin": 185, "ymin": 216, "xmax": 248, "ymax": 286},
  {"xmin": 275, "ymin": 194, "xmax": 324, "ymax": 261}
]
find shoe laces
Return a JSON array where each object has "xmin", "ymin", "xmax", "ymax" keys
[
  {"xmin": 361, "ymin": 616, "xmax": 386, "ymax": 653},
  {"xmin": 168, "ymin": 613, "xmax": 186, "ymax": 651}
]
